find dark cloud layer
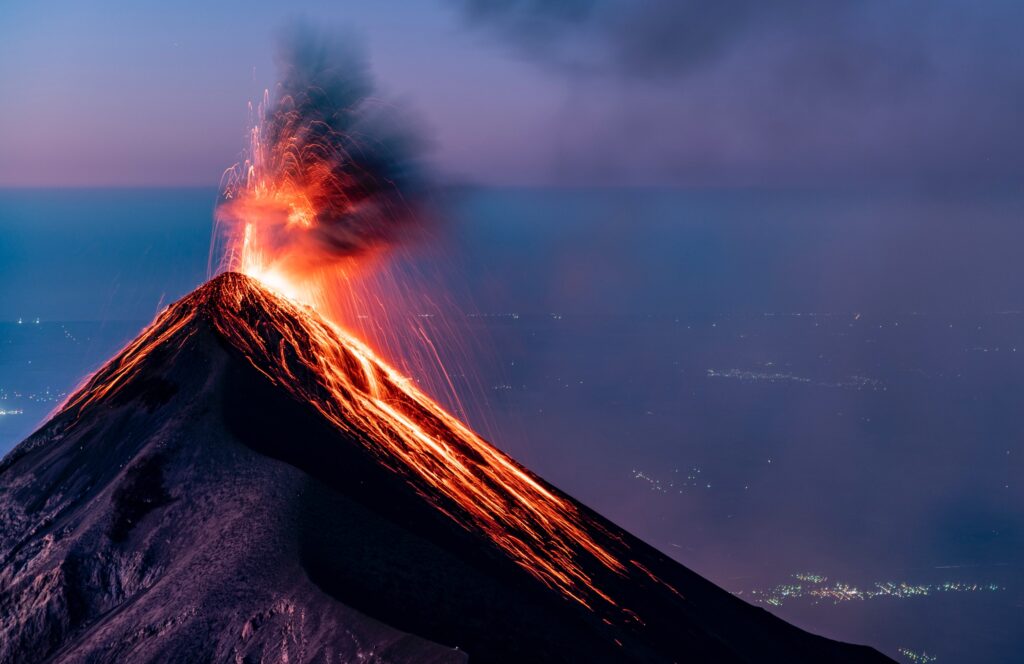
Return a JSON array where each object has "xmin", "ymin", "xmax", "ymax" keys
[{"xmin": 454, "ymin": 0, "xmax": 1024, "ymax": 185}]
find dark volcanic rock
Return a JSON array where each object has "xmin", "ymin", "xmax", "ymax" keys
[{"xmin": 0, "ymin": 273, "xmax": 893, "ymax": 664}]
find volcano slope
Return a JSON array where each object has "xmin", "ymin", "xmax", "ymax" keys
[{"xmin": 0, "ymin": 273, "xmax": 892, "ymax": 664}]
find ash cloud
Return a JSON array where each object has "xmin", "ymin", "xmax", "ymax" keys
[{"xmin": 217, "ymin": 23, "xmax": 427, "ymax": 270}]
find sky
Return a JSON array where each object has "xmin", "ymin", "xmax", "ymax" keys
[{"xmin": 2, "ymin": 0, "xmax": 1024, "ymax": 188}]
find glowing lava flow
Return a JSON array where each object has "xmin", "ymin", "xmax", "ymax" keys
[
  {"xmin": 194, "ymin": 42, "xmax": 680, "ymax": 614},
  {"xmin": 208, "ymin": 82, "xmax": 477, "ymax": 418},
  {"xmin": 64, "ymin": 273, "xmax": 653, "ymax": 611}
]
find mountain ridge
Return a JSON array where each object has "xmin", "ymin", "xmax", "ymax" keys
[{"xmin": 0, "ymin": 272, "xmax": 893, "ymax": 663}]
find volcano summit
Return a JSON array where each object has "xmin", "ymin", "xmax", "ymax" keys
[{"xmin": 0, "ymin": 273, "xmax": 891, "ymax": 663}]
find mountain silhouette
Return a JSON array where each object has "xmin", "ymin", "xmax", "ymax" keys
[{"xmin": 0, "ymin": 273, "xmax": 892, "ymax": 663}]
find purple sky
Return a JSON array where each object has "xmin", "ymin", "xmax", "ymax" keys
[{"xmin": 2, "ymin": 0, "xmax": 1023, "ymax": 187}]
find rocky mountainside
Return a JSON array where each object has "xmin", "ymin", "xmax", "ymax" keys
[{"xmin": 0, "ymin": 273, "xmax": 892, "ymax": 663}]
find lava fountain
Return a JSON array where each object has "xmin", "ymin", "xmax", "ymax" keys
[
  {"xmin": 211, "ymin": 25, "xmax": 425, "ymax": 316},
  {"xmin": 211, "ymin": 26, "xmax": 488, "ymax": 424}
]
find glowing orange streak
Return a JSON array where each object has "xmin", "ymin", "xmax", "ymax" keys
[
  {"xmin": 413, "ymin": 324, "xmax": 470, "ymax": 421},
  {"xmin": 67, "ymin": 270, "xmax": 686, "ymax": 618},
  {"xmin": 631, "ymin": 559, "xmax": 685, "ymax": 600},
  {"xmin": 64, "ymin": 313, "xmax": 195, "ymax": 415},
  {"xmin": 225, "ymin": 286, "xmax": 629, "ymax": 605}
]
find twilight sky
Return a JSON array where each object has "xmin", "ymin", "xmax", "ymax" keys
[{"xmin": 1, "ymin": 0, "xmax": 1023, "ymax": 187}]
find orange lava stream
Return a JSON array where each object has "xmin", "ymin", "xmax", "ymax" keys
[
  {"xmin": 65, "ymin": 274, "xmax": 648, "ymax": 611},
  {"xmin": 209, "ymin": 274, "xmax": 629, "ymax": 609}
]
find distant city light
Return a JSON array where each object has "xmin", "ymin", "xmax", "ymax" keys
[{"xmin": 738, "ymin": 573, "xmax": 1004, "ymax": 607}]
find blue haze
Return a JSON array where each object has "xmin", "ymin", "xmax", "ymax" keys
[{"xmin": 1, "ymin": 188, "xmax": 1022, "ymax": 662}]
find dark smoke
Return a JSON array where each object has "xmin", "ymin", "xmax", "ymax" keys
[
  {"xmin": 450, "ymin": 0, "xmax": 1024, "ymax": 186},
  {"xmin": 458, "ymin": 0, "xmax": 597, "ymax": 61},
  {"xmin": 217, "ymin": 23, "xmax": 426, "ymax": 269},
  {"xmin": 452, "ymin": 1, "xmax": 880, "ymax": 78}
]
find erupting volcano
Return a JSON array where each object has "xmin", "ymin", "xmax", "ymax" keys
[
  {"xmin": 0, "ymin": 25, "xmax": 890, "ymax": 664},
  {"xmin": 210, "ymin": 25, "xmax": 429, "ymax": 348},
  {"xmin": 0, "ymin": 273, "xmax": 890, "ymax": 662}
]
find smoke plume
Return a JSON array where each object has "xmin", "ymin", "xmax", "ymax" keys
[{"xmin": 215, "ymin": 23, "xmax": 426, "ymax": 276}]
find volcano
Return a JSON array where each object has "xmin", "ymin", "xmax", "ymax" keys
[{"xmin": 0, "ymin": 273, "xmax": 891, "ymax": 663}]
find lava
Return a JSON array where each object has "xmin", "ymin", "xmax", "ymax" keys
[
  {"xmin": 210, "ymin": 26, "xmax": 425, "ymax": 326},
  {"xmin": 6, "ymin": 272, "xmax": 893, "ymax": 664},
  {"xmin": 196, "ymin": 26, "xmax": 677, "ymax": 615},
  {"xmin": 209, "ymin": 27, "xmax": 474, "ymax": 419},
  {"xmin": 64, "ymin": 273, "xmax": 651, "ymax": 611}
]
